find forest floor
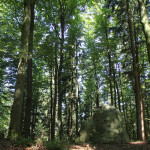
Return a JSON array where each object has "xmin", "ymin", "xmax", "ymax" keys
[
  {"xmin": 69, "ymin": 141, "xmax": 150, "ymax": 150},
  {"xmin": 1, "ymin": 139, "xmax": 150, "ymax": 150}
]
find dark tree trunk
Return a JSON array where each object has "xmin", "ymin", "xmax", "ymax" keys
[
  {"xmin": 24, "ymin": 0, "xmax": 34, "ymax": 138},
  {"xmin": 31, "ymin": 94, "xmax": 38, "ymax": 140},
  {"xmin": 116, "ymin": 81, "xmax": 121, "ymax": 112},
  {"xmin": 113, "ymin": 68, "xmax": 117, "ymax": 108},
  {"xmin": 8, "ymin": 0, "xmax": 31, "ymax": 139},
  {"xmin": 94, "ymin": 62, "xmax": 99, "ymax": 108},
  {"xmin": 107, "ymin": 43, "xmax": 113, "ymax": 105},
  {"xmin": 105, "ymin": 24, "xmax": 114, "ymax": 105},
  {"xmin": 113, "ymin": 66, "xmax": 121, "ymax": 111},
  {"xmin": 58, "ymin": 0, "xmax": 65, "ymax": 140},
  {"xmin": 48, "ymin": 68, "xmax": 53, "ymax": 140},
  {"xmin": 126, "ymin": 0, "xmax": 145, "ymax": 141}
]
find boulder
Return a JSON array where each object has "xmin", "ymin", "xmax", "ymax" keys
[{"xmin": 76, "ymin": 104, "xmax": 129, "ymax": 144}]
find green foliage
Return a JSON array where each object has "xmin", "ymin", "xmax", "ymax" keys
[
  {"xmin": 44, "ymin": 141, "xmax": 68, "ymax": 150},
  {"xmin": 13, "ymin": 137, "xmax": 35, "ymax": 147},
  {"xmin": 0, "ymin": 0, "xmax": 149, "ymax": 142}
]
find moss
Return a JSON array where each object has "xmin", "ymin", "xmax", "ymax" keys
[{"xmin": 76, "ymin": 104, "xmax": 129, "ymax": 144}]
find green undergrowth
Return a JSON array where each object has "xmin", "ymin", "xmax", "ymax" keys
[
  {"xmin": 13, "ymin": 137, "xmax": 35, "ymax": 147},
  {"xmin": 44, "ymin": 140, "xmax": 68, "ymax": 150}
]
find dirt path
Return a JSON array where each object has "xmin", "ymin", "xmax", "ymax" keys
[
  {"xmin": 69, "ymin": 142, "xmax": 150, "ymax": 150},
  {"xmin": 1, "ymin": 140, "xmax": 150, "ymax": 150}
]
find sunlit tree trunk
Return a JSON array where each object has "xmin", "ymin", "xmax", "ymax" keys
[
  {"xmin": 70, "ymin": 65, "xmax": 74, "ymax": 140},
  {"xmin": 51, "ymin": 59, "xmax": 58, "ymax": 140},
  {"xmin": 8, "ymin": 0, "xmax": 31, "ymax": 139},
  {"xmin": 58, "ymin": 0, "xmax": 65, "ymax": 140},
  {"xmin": 51, "ymin": 30, "xmax": 58, "ymax": 140},
  {"xmin": 138, "ymin": 0, "xmax": 150, "ymax": 63},
  {"xmin": 75, "ymin": 47, "xmax": 79, "ymax": 136},
  {"xmin": 116, "ymin": 81, "xmax": 121, "ymax": 112},
  {"xmin": 24, "ymin": 0, "xmax": 34, "ymax": 138}
]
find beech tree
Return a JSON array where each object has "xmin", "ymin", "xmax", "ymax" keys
[
  {"xmin": 8, "ymin": 0, "xmax": 31, "ymax": 139},
  {"xmin": 138, "ymin": 0, "xmax": 150, "ymax": 63}
]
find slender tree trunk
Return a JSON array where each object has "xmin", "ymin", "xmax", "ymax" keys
[
  {"xmin": 116, "ymin": 81, "xmax": 121, "ymax": 112},
  {"xmin": 8, "ymin": 0, "xmax": 31, "ymax": 139},
  {"xmin": 113, "ymin": 68, "xmax": 117, "ymax": 108},
  {"xmin": 138, "ymin": 0, "xmax": 150, "ymax": 63},
  {"xmin": 108, "ymin": 53, "xmax": 113, "ymax": 105},
  {"xmin": 70, "ymin": 66, "xmax": 74, "ymax": 140},
  {"xmin": 126, "ymin": 0, "xmax": 145, "ymax": 141},
  {"xmin": 51, "ymin": 43, "xmax": 58, "ymax": 140},
  {"xmin": 113, "ymin": 65, "xmax": 121, "ymax": 111},
  {"xmin": 31, "ymin": 93, "xmax": 38, "ymax": 140},
  {"xmin": 58, "ymin": 0, "xmax": 65, "ymax": 140},
  {"xmin": 105, "ymin": 24, "xmax": 114, "ymax": 105},
  {"xmin": 24, "ymin": 0, "xmax": 34, "ymax": 138},
  {"xmin": 75, "ymin": 47, "xmax": 79, "ymax": 136},
  {"xmin": 122, "ymin": 92, "xmax": 130, "ymax": 138},
  {"xmin": 94, "ymin": 62, "xmax": 99, "ymax": 108},
  {"xmin": 48, "ymin": 68, "xmax": 53, "ymax": 140},
  {"xmin": 67, "ymin": 50, "xmax": 74, "ymax": 141}
]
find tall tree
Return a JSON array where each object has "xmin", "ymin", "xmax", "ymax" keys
[
  {"xmin": 9, "ymin": 0, "xmax": 31, "ymax": 139},
  {"xmin": 138, "ymin": 0, "xmax": 150, "ymax": 63},
  {"xmin": 24, "ymin": 0, "xmax": 35, "ymax": 138},
  {"xmin": 126, "ymin": 0, "xmax": 145, "ymax": 141},
  {"xmin": 57, "ymin": 0, "xmax": 65, "ymax": 140}
]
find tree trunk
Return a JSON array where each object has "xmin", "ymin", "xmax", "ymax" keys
[
  {"xmin": 48, "ymin": 68, "xmax": 53, "ymax": 140},
  {"xmin": 116, "ymin": 80, "xmax": 121, "ymax": 112},
  {"xmin": 75, "ymin": 47, "xmax": 79, "ymax": 136},
  {"xmin": 24, "ymin": 0, "xmax": 34, "ymax": 138},
  {"xmin": 107, "ymin": 46, "xmax": 113, "ymax": 105},
  {"xmin": 138, "ymin": 0, "xmax": 150, "ymax": 63},
  {"xmin": 113, "ymin": 65, "xmax": 121, "ymax": 111},
  {"xmin": 94, "ymin": 62, "xmax": 99, "ymax": 108},
  {"xmin": 58, "ymin": 0, "xmax": 65, "ymax": 140},
  {"xmin": 105, "ymin": 24, "xmax": 114, "ymax": 105},
  {"xmin": 51, "ymin": 30, "xmax": 58, "ymax": 140},
  {"xmin": 31, "ymin": 93, "xmax": 38, "ymax": 140},
  {"xmin": 126, "ymin": 0, "xmax": 145, "ymax": 141},
  {"xmin": 113, "ymin": 68, "xmax": 117, "ymax": 108},
  {"xmin": 8, "ymin": 0, "xmax": 31, "ymax": 139}
]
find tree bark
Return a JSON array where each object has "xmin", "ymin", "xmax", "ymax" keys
[
  {"xmin": 94, "ymin": 61, "xmax": 99, "ymax": 108},
  {"xmin": 8, "ymin": 0, "xmax": 31, "ymax": 139},
  {"xmin": 113, "ymin": 68, "xmax": 117, "ymax": 108},
  {"xmin": 75, "ymin": 48, "xmax": 79, "ymax": 136},
  {"xmin": 104, "ymin": 23, "xmax": 114, "ymax": 105},
  {"xmin": 108, "ymin": 52, "xmax": 113, "ymax": 105},
  {"xmin": 58, "ymin": 0, "xmax": 65, "ymax": 140},
  {"xmin": 126, "ymin": 0, "xmax": 145, "ymax": 141},
  {"xmin": 51, "ymin": 28, "xmax": 58, "ymax": 140},
  {"xmin": 24, "ymin": 0, "xmax": 34, "ymax": 138},
  {"xmin": 138, "ymin": 0, "xmax": 150, "ymax": 63},
  {"xmin": 48, "ymin": 68, "xmax": 53, "ymax": 140}
]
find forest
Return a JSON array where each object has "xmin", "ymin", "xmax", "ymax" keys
[{"xmin": 1, "ymin": 0, "xmax": 150, "ymax": 149}]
